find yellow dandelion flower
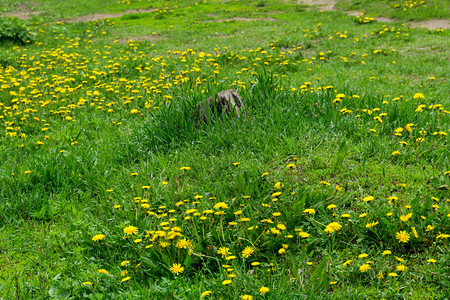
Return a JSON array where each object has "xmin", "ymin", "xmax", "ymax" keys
[
  {"xmin": 214, "ymin": 202, "xmax": 228, "ymax": 209},
  {"xmin": 396, "ymin": 264, "xmax": 407, "ymax": 272},
  {"xmin": 411, "ymin": 227, "xmax": 419, "ymax": 238},
  {"xmin": 170, "ymin": 263, "xmax": 184, "ymax": 275},
  {"xmin": 298, "ymin": 231, "xmax": 310, "ymax": 238},
  {"xmin": 436, "ymin": 232, "xmax": 450, "ymax": 239},
  {"xmin": 359, "ymin": 264, "xmax": 371, "ymax": 272},
  {"xmin": 92, "ymin": 234, "xmax": 105, "ymax": 242},
  {"xmin": 400, "ymin": 213, "xmax": 412, "ymax": 222},
  {"xmin": 242, "ymin": 246, "xmax": 255, "ymax": 258},
  {"xmin": 121, "ymin": 277, "xmax": 131, "ymax": 282},
  {"xmin": 123, "ymin": 226, "xmax": 138, "ymax": 236},
  {"xmin": 396, "ymin": 231, "xmax": 410, "ymax": 243},
  {"xmin": 217, "ymin": 247, "xmax": 231, "ymax": 257},
  {"xmin": 303, "ymin": 208, "xmax": 316, "ymax": 214},
  {"xmin": 324, "ymin": 222, "xmax": 342, "ymax": 234},
  {"xmin": 365, "ymin": 221, "xmax": 379, "ymax": 228},
  {"xmin": 201, "ymin": 291, "xmax": 212, "ymax": 298},
  {"xmin": 259, "ymin": 286, "xmax": 270, "ymax": 295},
  {"xmin": 222, "ymin": 279, "xmax": 232, "ymax": 285}
]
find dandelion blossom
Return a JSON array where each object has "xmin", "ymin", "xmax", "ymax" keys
[
  {"xmin": 399, "ymin": 213, "xmax": 412, "ymax": 222},
  {"xmin": 324, "ymin": 222, "xmax": 342, "ymax": 234},
  {"xmin": 396, "ymin": 231, "xmax": 410, "ymax": 243},
  {"xmin": 298, "ymin": 231, "xmax": 310, "ymax": 238},
  {"xmin": 214, "ymin": 202, "xmax": 228, "ymax": 210},
  {"xmin": 396, "ymin": 264, "xmax": 407, "ymax": 272},
  {"xmin": 242, "ymin": 246, "xmax": 255, "ymax": 258},
  {"xmin": 92, "ymin": 234, "xmax": 105, "ymax": 242},
  {"xmin": 436, "ymin": 232, "xmax": 450, "ymax": 239},
  {"xmin": 170, "ymin": 263, "xmax": 184, "ymax": 275},
  {"xmin": 123, "ymin": 226, "xmax": 138, "ymax": 236},
  {"xmin": 222, "ymin": 280, "xmax": 232, "ymax": 285},
  {"xmin": 217, "ymin": 247, "xmax": 231, "ymax": 258},
  {"xmin": 359, "ymin": 264, "xmax": 371, "ymax": 272},
  {"xmin": 259, "ymin": 286, "xmax": 270, "ymax": 295},
  {"xmin": 365, "ymin": 221, "xmax": 379, "ymax": 228},
  {"xmin": 121, "ymin": 277, "xmax": 131, "ymax": 282},
  {"xmin": 201, "ymin": 291, "xmax": 212, "ymax": 298},
  {"xmin": 363, "ymin": 196, "xmax": 374, "ymax": 202}
]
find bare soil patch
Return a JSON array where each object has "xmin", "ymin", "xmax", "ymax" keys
[
  {"xmin": 0, "ymin": 3, "xmax": 41, "ymax": 20},
  {"xmin": 59, "ymin": 9, "xmax": 157, "ymax": 23},
  {"xmin": 298, "ymin": 0, "xmax": 449, "ymax": 29},
  {"xmin": 410, "ymin": 19, "xmax": 449, "ymax": 30},
  {"xmin": 298, "ymin": 0, "xmax": 335, "ymax": 11}
]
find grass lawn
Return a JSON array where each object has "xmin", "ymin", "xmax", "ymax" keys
[{"xmin": 0, "ymin": 0, "xmax": 448, "ymax": 299}]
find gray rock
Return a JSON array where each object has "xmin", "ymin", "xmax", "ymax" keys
[{"xmin": 196, "ymin": 89, "xmax": 245, "ymax": 123}]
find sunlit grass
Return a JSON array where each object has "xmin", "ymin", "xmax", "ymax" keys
[{"xmin": 0, "ymin": 0, "xmax": 448, "ymax": 298}]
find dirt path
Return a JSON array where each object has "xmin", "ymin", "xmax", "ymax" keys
[{"xmin": 298, "ymin": 0, "xmax": 449, "ymax": 29}]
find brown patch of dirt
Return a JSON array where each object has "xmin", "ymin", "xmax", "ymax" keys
[
  {"xmin": 297, "ymin": 0, "xmax": 335, "ymax": 11},
  {"xmin": 59, "ymin": 9, "xmax": 157, "ymax": 23},
  {"xmin": 0, "ymin": 3, "xmax": 41, "ymax": 20},
  {"xmin": 298, "ymin": 0, "xmax": 449, "ymax": 29},
  {"xmin": 409, "ymin": 19, "xmax": 449, "ymax": 30}
]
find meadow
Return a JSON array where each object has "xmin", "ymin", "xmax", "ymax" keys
[{"xmin": 0, "ymin": 0, "xmax": 449, "ymax": 299}]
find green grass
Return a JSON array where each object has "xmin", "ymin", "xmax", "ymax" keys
[
  {"xmin": 336, "ymin": 0, "xmax": 450, "ymax": 21},
  {"xmin": 0, "ymin": 0, "xmax": 449, "ymax": 299}
]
